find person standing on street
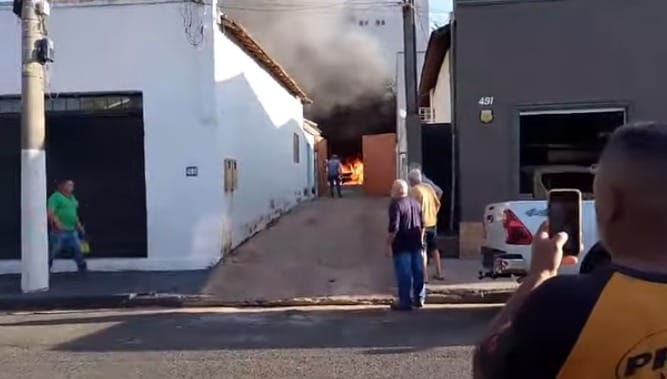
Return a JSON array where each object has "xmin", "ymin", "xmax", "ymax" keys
[
  {"xmin": 47, "ymin": 179, "xmax": 87, "ymax": 273},
  {"xmin": 473, "ymin": 121, "xmax": 667, "ymax": 378},
  {"xmin": 408, "ymin": 163, "xmax": 443, "ymax": 198},
  {"xmin": 386, "ymin": 179, "xmax": 425, "ymax": 311},
  {"xmin": 408, "ymin": 169, "xmax": 445, "ymax": 281},
  {"xmin": 326, "ymin": 154, "xmax": 343, "ymax": 198}
]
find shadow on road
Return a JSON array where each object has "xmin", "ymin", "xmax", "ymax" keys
[{"xmin": 0, "ymin": 306, "xmax": 499, "ymax": 354}]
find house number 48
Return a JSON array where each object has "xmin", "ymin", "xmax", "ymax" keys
[{"xmin": 478, "ymin": 97, "xmax": 494, "ymax": 106}]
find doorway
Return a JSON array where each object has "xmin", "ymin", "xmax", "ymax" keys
[
  {"xmin": 362, "ymin": 133, "xmax": 396, "ymax": 196},
  {"xmin": 0, "ymin": 93, "xmax": 148, "ymax": 260},
  {"xmin": 422, "ymin": 123, "xmax": 457, "ymax": 233},
  {"xmin": 519, "ymin": 108, "xmax": 626, "ymax": 195},
  {"xmin": 328, "ymin": 138, "xmax": 364, "ymax": 186}
]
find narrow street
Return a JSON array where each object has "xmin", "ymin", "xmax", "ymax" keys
[
  {"xmin": 204, "ymin": 194, "xmax": 396, "ymax": 301},
  {"xmin": 0, "ymin": 305, "xmax": 498, "ymax": 378},
  {"xmin": 200, "ymin": 194, "xmax": 512, "ymax": 303}
]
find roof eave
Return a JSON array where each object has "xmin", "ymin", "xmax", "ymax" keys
[
  {"xmin": 303, "ymin": 119, "xmax": 322, "ymax": 136},
  {"xmin": 418, "ymin": 24, "xmax": 452, "ymax": 107}
]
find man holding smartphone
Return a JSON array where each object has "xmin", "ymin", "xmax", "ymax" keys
[{"xmin": 473, "ymin": 122, "xmax": 667, "ymax": 378}]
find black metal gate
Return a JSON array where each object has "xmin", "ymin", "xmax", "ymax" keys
[
  {"xmin": 421, "ymin": 123, "xmax": 459, "ymax": 234},
  {"xmin": 0, "ymin": 93, "xmax": 148, "ymax": 259}
]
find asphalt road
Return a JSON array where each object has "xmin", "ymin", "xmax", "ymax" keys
[{"xmin": 0, "ymin": 305, "xmax": 499, "ymax": 379}]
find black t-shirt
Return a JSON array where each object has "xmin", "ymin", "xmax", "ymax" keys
[
  {"xmin": 388, "ymin": 197, "xmax": 423, "ymax": 253},
  {"xmin": 480, "ymin": 264, "xmax": 667, "ymax": 378}
]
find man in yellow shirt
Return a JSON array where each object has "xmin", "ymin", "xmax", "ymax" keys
[{"xmin": 408, "ymin": 169, "xmax": 444, "ymax": 281}]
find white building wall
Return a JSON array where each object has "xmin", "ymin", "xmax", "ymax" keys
[
  {"xmin": 347, "ymin": 0, "xmax": 430, "ymax": 83},
  {"xmin": 303, "ymin": 131, "xmax": 316, "ymax": 196},
  {"xmin": 0, "ymin": 1, "xmax": 222, "ymax": 272},
  {"xmin": 432, "ymin": 51, "xmax": 452, "ymax": 124},
  {"xmin": 213, "ymin": 28, "xmax": 309, "ymax": 251},
  {"xmin": 0, "ymin": 0, "xmax": 312, "ymax": 273}
]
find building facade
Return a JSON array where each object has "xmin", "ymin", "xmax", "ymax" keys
[
  {"xmin": 454, "ymin": 0, "xmax": 667, "ymax": 256},
  {"xmin": 0, "ymin": 0, "xmax": 314, "ymax": 272}
]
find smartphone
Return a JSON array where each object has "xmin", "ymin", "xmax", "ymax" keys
[{"xmin": 547, "ymin": 189, "xmax": 583, "ymax": 256}]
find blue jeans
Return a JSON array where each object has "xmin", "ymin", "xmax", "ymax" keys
[
  {"xmin": 393, "ymin": 249, "xmax": 426, "ymax": 307},
  {"xmin": 328, "ymin": 175, "xmax": 342, "ymax": 197},
  {"xmin": 49, "ymin": 230, "xmax": 87, "ymax": 271}
]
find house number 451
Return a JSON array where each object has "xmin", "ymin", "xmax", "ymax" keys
[{"xmin": 478, "ymin": 97, "xmax": 494, "ymax": 106}]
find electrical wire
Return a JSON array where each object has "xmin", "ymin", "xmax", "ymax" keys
[
  {"xmin": 21, "ymin": 0, "xmax": 412, "ymax": 11},
  {"xmin": 223, "ymin": 0, "xmax": 400, "ymax": 8},
  {"xmin": 226, "ymin": 0, "xmax": 396, "ymax": 7},
  {"xmin": 219, "ymin": 0, "xmax": 402, "ymax": 13},
  {"xmin": 14, "ymin": 0, "xmax": 407, "ymax": 13}
]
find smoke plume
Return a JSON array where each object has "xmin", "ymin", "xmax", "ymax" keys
[{"xmin": 220, "ymin": 0, "xmax": 392, "ymax": 117}]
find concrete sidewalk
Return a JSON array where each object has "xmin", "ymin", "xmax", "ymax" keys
[
  {"xmin": 0, "ymin": 259, "xmax": 516, "ymax": 311},
  {"xmin": 0, "ymin": 198, "xmax": 516, "ymax": 311}
]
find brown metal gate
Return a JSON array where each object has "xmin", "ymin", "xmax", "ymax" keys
[
  {"xmin": 362, "ymin": 133, "xmax": 396, "ymax": 197},
  {"xmin": 315, "ymin": 136, "xmax": 329, "ymax": 197}
]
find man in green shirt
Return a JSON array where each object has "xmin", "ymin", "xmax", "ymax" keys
[{"xmin": 47, "ymin": 179, "xmax": 87, "ymax": 272}]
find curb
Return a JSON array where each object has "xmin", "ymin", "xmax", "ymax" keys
[{"xmin": 0, "ymin": 289, "xmax": 515, "ymax": 312}]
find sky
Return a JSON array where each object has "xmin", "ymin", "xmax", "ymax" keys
[{"xmin": 430, "ymin": 0, "xmax": 453, "ymax": 28}]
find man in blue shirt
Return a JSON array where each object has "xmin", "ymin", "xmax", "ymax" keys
[
  {"xmin": 387, "ymin": 179, "xmax": 426, "ymax": 311},
  {"xmin": 326, "ymin": 154, "xmax": 343, "ymax": 198}
]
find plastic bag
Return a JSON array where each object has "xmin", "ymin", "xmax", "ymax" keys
[{"xmin": 80, "ymin": 240, "xmax": 90, "ymax": 255}]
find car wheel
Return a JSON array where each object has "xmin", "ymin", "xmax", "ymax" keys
[{"xmin": 579, "ymin": 242, "xmax": 611, "ymax": 274}]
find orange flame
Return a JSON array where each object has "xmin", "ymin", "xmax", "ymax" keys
[{"xmin": 341, "ymin": 157, "xmax": 364, "ymax": 185}]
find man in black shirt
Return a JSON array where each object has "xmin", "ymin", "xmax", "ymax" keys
[
  {"xmin": 474, "ymin": 122, "xmax": 667, "ymax": 378},
  {"xmin": 387, "ymin": 179, "xmax": 426, "ymax": 311}
]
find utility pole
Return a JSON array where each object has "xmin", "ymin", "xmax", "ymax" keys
[
  {"xmin": 19, "ymin": 0, "xmax": 50, "ymax": 292},
  {"xmin": 402, "ymin": 0, "xmax": 421, "ymax": 167}
]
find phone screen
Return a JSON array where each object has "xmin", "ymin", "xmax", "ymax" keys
[{"xmin": 548, "ymin": 191, "xmax": 582, "ymax": 256}]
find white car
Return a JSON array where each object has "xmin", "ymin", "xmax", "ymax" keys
[{"xmin": 478, "ymin": 166, "xmax": 611, "ymax": 281}]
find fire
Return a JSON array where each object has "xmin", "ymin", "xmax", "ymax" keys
[{"xmin": 341, "ymin": 157, "xmax": 364, "ymax": 185}]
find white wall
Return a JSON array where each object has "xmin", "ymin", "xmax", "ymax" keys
[
  {"xmin": 432, "ymin": 51, "xmax": 452, "ymax": 123},
  {"xmin": 0, "ymin": 0, "xmax": 312, "ymax": 273},
  {"xmin": 303, "ymin": 131, "xmax": 316, "ymax": 196},
  {"xmin": 213, "ymin": 22, "xmax": 309, "ymax": 253}
]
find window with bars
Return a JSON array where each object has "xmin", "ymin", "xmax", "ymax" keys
[{"xmin": 0, "ymin": 93, "xmax": 143, "ymax": 114}]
